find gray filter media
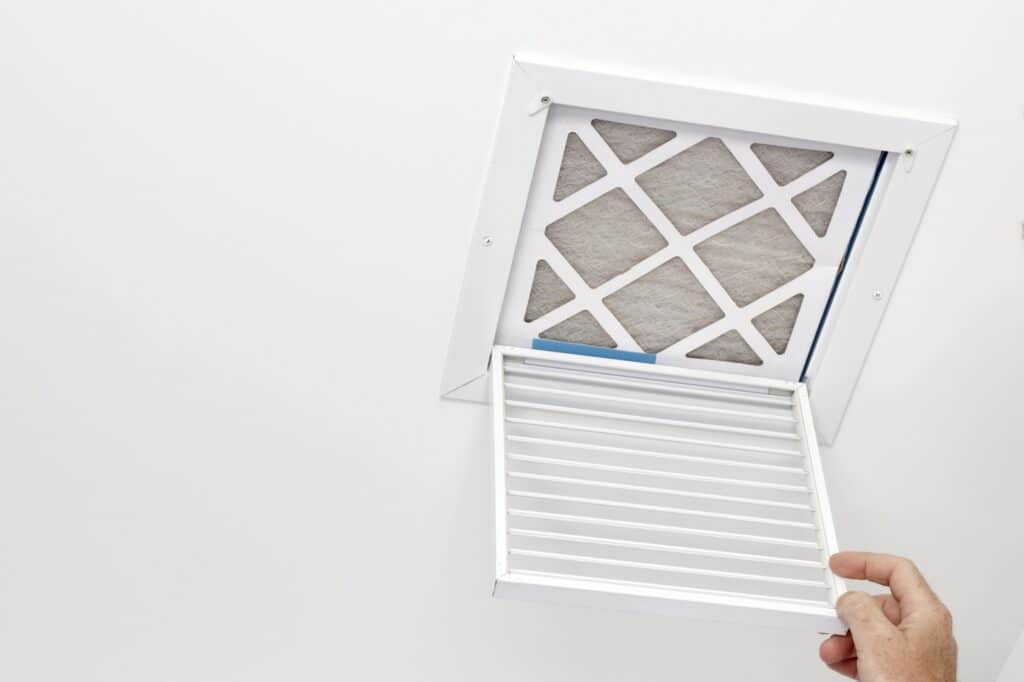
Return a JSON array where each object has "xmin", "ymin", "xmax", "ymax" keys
[
  {"xmin": 545, "ymin": 188, "xmax": 668, "ymax": 288},
  {"xmin": 687, "ymin": 330, "xmax": 763, "ymax": 366},
  {"xmin": 603, "ymin": 258, "xmax": 724, "ymax": 353},
  {"xmin": 540, "ymin": 310, "xmax": 616, "ymax": 348},
  {"xmin": 792, "ymin": 171, "xmax": 846, "ymax": 237},
  {"xmin": 750, "ymin": 143, "xmax": 834, "ymax": 186},
  {"xmin": 524, "ymin": 260, "xmax": 575, "ymax": 322},
  {"xmin": 752, "ymin": 295, "xmax": 805, "ymax": 354},
  {"xmin": 553, "ymin": 133, "xmax": 607, "ymax": 201},
  {"xmin": 637, "ymin": 138, "xmax": 764, "ymax": 235},
  {"xmin": 592, "ymin": 119, "xmax": 677, "ymax": 163},
  {"xmin": 694, "ymin": 208, "xmax": 815, "ymax": 307}
]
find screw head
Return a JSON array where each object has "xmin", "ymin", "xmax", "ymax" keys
[
  {"xmin": 482, "ymin": 236, "xmax": 494, "ymax": 247},
  {"xmin": 540, "ymin": 96, "xmax": 551, "ymax": 104},
  {"xmin": 872, "ymin": 290, "xmax": 883, "ymax": 301}
]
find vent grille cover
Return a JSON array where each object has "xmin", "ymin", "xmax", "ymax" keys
[{"xmin": 492, "ymin": 346, "xmax": 846, "ymax": 632}]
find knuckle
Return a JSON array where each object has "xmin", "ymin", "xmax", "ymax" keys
[{"xmin": 897, "ymin": 556, "xmax": 920, "ymax": 574}]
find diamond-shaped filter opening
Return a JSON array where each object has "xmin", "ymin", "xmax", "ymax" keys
[
  {"xmin": 686, "ymin": 330, "xmax": 762, "ymax": 366},
  {"xmin": 539, "ymin": 310, "xmax": 616, "ymax": 348},
  {"xmin": 636, "ymin": 137, "xmax": 763, "ymax": 236},
  {"xmin": 603, "ymin": 258, "xmax": 724, "ymax": 354},
  {"xmin": 751, "ymin": 294, "xmax": 805, "ymax": 355},
  {"xmin": 553, "ymin": 132, "xmax": 607, "ymax": 201},
  {"xmin": 750, "ymin": 143, "xmax": 834, "ymax": 186},
  {"xmin": 591, "ymin": 119, "xmax": 677, "ymax": 164},
  {"xmin": 524, "ymin": 260, "xmax": 575, "ymax": 322},
  {"xmin": 545, "ymin": 188, "xmax": 668, "ymax": 288},
  {"xmin": 694, "ymin": 208, "xmax": 815, "ymax": 307},
  {"xmin": 792, "ymin": 171, "xmax": 846, "ymax": 237}
]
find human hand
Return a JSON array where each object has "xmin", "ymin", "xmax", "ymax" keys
[{"xmin": 819, "ymin": 552, "xmax": 956, "ymax": 681}]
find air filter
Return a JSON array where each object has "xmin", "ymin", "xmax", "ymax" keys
[
  {"xmin": 495, "ymin": 104, "xmax": 881, "ymax": 380},
  {"xmin": 443, "ymin": 57, "xmax": 955, "ymax": 631}
]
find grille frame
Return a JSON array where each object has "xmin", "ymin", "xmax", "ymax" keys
[{"xmin": 492, "ymin": 345, "xmax": 847, "ymax": 633}]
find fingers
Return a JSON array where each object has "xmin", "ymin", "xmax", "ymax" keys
[
  {"xmin": 830, "ymin": 552, "xmax": 938, "ymax": 612},
  {"xmin": 819, "ymin": 633, "xmax": 855, "ymax": 664},
  {"xmin": 875, "ymin": 593, "xmax": 901, "ymax": 625},
  {"xmin": 836, "ymin": 591, "xmax": 898, "ymax": 641},
  {"xmin": 819, "ymin": 634, "xmax": 859, "ymax": 679},
  {"xmin": 827, "ymin": 659, "xmax": 859, "ymax": 679},
  {"xmin": 822, "ymin": 596, "xmax": 897, "ymax": 655},
  {"xmin": 819, "ymin": 595, "xmax": 898, "ymax": 676}
]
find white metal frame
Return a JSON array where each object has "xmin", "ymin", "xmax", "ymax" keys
[
  {"xmin": 443, "ymin": 55, "xmax": 956, "ymax": 444},
  {"xmin": 491, "ymin": 346, "xmax": 847, "ymax": 633}
]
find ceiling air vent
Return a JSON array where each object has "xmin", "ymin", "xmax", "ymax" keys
[{"xmin": 443, "ymin": 57, "xmax": 955, "ymax": 630}]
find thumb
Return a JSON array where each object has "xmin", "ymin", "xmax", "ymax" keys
[{"xmin": 836, "ymin": 591, "xmax": 898, "ymax": 642}]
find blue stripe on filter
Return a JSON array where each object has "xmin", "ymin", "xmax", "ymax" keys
[{"xmin": 531, "ymin": 338, "xmax": 656, "ymax": 364}]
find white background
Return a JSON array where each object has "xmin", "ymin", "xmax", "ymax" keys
[
  {"xmin": 999, "ymin": 633, "xmax": 1024, "ymax": 682},
  {"xmin": 1, "ymin": 1, "xmax": 1022, "ymax": 680}
]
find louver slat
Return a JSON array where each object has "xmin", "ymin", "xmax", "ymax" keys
[{"xmin": 492, "ymin": 346, "xmax": 847, "ymax": 633}]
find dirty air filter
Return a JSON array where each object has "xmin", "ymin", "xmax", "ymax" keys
[
  {"xmin": 442, "ymin": 57, "xmax": 956, "ymax": 632},
  {"xmin": 495, "ymin": 105, "xmax": 881, "ymax": 380}
]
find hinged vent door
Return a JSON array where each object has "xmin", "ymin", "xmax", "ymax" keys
[{"xmin": 491, "ymin": 346, "xmax": 846, "ymax": 633}]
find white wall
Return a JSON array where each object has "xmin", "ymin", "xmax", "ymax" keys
[
  {"xmin": 998, "ymin": 632, "xmax": 1024, "ymax": 682},
  {"xmin": 1, "ymin": 1, "xmax": 1022, "ymax": 680}
]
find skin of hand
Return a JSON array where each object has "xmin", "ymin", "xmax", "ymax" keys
[{"xmin": 819, "ymin": 552, "xmax": 957, "ymax": 681}]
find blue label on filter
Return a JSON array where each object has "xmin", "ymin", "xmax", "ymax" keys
[{"xmin": 531, "ymin": 338, "xmax": 656, "ymax": 364}]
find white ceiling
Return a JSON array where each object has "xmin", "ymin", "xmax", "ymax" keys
[{"xmin": 1, "ymin": 1, "xmax": 1022, "ymax": 680}]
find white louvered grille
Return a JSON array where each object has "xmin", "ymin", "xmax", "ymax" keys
[{"xmin": 492, "ymin": 346, "xmax": 846, "ymax": 633}]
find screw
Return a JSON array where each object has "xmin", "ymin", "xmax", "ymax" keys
[
  {"xmin": 872, "ymin": 291, "xmax": 883, "ymax": 301},
  {"xmin": 904, "ymin": 148, "xmax": 914, "ymax": 156},
  {"xmin": 482, "ymin": 236, "xmax": 494, "ymax": 247},
  {"xmin": 540, "ymin": 96, "xmax": 551, "ymax": 104}
]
